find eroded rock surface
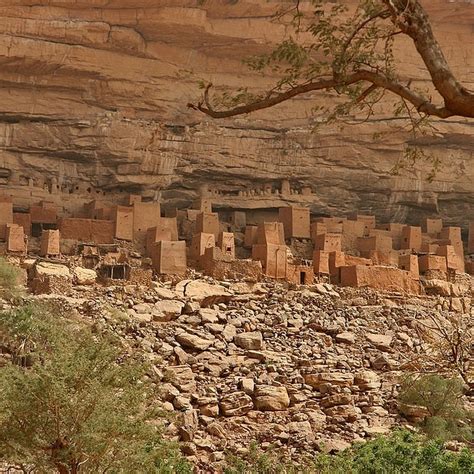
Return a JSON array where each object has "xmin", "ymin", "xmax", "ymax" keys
[
  {"xmin": 2, "ymin": 259, "xmax": 473, "ymax": 469},
  {"xmin": 0, "ymin": 1, "xmax": 472, "ymax": 225}
]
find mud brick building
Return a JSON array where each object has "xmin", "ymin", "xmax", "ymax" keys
[
  {"xmin": 40, "ymin": 229, "xmax": 60, "ymax": 257},
  {"xmin": 278, "ymin": 206, "xmax": 310, "ymax": 240},
  {"xmin": 6, "ymin": 223, "xmax": 25, "ymax": 253},
  {"xmin": 151, "ymin": 240, "xmax": 187, "ymax": 275},
  {"xmin": 0, "ymin": 192, "xmax": 472, "ymax": 293}
]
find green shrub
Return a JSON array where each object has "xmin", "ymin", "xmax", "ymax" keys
[
  {"xmin": 0, "ymin": 257, "xmax": 21, "ymax": 297},
  {"xmin": 0, "ymin": 303, "xmax": 191, "ymax": 473},
  {"xmin": 225, "ymin": 442, "xmax": 310, "ymax": 474},
  {"xmin": 315, "ymin": 430, "xmax": 474, "ymax": 474},
  {"xmin": 399, "ymin": 374, "xmax": 473, "ymax": 443},
  {"xmin": 224, "ymin": 430, "xmax": 474, "ymax": 474}
]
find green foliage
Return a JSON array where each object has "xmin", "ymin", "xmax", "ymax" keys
[
  {"xmin": 0, "ymin": 303, "xmax": 191, "ymax": 473},
  {"xmin": 0, "ymin": 257, "xmax": 21, "ymax": 298},
  {"xmin": 193, "ymin": 0, "xmax": 447, "ymax": 175},
  {"xmin": 224, "ymin": 430, "xmax": 474, "ymax": 474},
  {"xmin": 233, "ymin": 0, "xmax": 398, "ymax": 105},
  {"xmin": 315, "ymin": 430, "xmax": 474, "ymax": 474},
  {"xmin": 390, "ymin": 146, "xmax": 440, "ymax": 182},
  {"xmin": 224, "ymin": 442, "xmax": 311, "ymax": 474},
  {"xmin": 399, "ymin": 375, "xmax": 473, "ymax": 443}
]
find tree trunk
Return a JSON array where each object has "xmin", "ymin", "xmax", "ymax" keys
[
  {"xmin": 51, "ymin": 438, "xmax": 80, "ymax": 474},
  {"xmin": 384, "ymin": 0, "xmax": 474, "ymax": 117}
]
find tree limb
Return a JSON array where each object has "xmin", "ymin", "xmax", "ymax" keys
[
  {"xmin": 188, "ymin": 1, "xmax": 474, "ymax": 120},
  {"xmin": 188, "ymin": 69, "xmax": 452, "ymax": 118},
  {"xmin": 381, "ymin": 0, "xmax": 474, "ymax": 117}
]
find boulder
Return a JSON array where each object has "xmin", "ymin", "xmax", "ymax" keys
[
  {"xmin": 73, "ymin": 267, "xmax": 96, "ymax": 285},
  {"xmin": 153, "ymin": 286, "xmax": 178, "ymax": 299},
  {"xmin": 365, "ymin": 425, "xmax": 391, "ymax": 436},
  {"xmin": 35, "ymin": 261, "xmax": 70, "ymax": 278},
  {"xmin": 321, "ymin": 439, "xmax": 351, "ymax": 453},
  {"xmin": 176, "ymin": 331, "xmax": 213, "ymax": 351},
  {"xmin": 207, "ymin": 422, "xmax": 227, "ymax": 438},
  {"xmin": 400, "ymin": 403, "xmax": 430, "ymax": 421},
  {"xmin": 219, "ymin": 391, "xmax": 253, "ymax": 417},
  {"xmin": 31, "ymin": 262, "xmax": 72, "ymax": 294},
  {"xmin": 423, "ymin": 279, "xmax": 451, "ymax": 296},
  {"xmin": 451, "ymin": 282, "xmax": 470, "ymax": 297},
  {"xmin": 133, "ymin": 303, "xmax": 151, "ymax": 314},
  {"xmin": 366, "ymin": 333, "xmax": 392, "ymax": 349},
  {"xmin": 199, "ymin": 307, "xmax": 219, "ymax": 323},
  {"xmin": 254, "ymin": 385, "xmax": 290, "ymax": 411},
  {"xmin": 164, "ymin": 365, "xmax": 196, "ymax": 393},
  {"xmin": 320, "ymin": 393, "xmax": 353, "ymax": 408},
  {"xmin": 195, "ymin": 396, "xmax": 219, "ymax": 418},
  {"xmin": 239, "ymin": 378, "xmax": 255, "ymax": 395},
  {"xmin": 354, "ymin": 370, "xmax": 381, "ymax": 390},
  {"xmin": 313, "ymin": 283, "xmax": 329, "ymax": 294},
  {"xmin": 304, "ymin": 372, "xmax": 354, "ymax": 388},
  {"xmin": 176, "ymin": 279, "xmax": 231, "ymax": 301},
  {"xmin": 178, "ymin": 409, "xmax": 199, "ymax": 441},
  {"xmin": 153, "ymin": 299, "xmax": 185, "ymax": 322},
  {"xmin": 222, "ymin": 324, "xmax": 237, "ymax": 342},
  {"xmin": 160, "ymin": 383, "xmax": 180, "ymax": 402},
  {"xmin": 128, "ymin": 310, "xmax": 152, "ymax": 324},
  {"xmin": 287, "ymin": 420, "xmax": 314, "ymax": 441},
  {"xmin": 205, "ymin": 323, "xmax": 225, "ymax": 334},
  {"xmin": 234, "ymin": 331, "xmax": 263, "ymax": 350},
  {"xmin": 450, "ymin": 297, "xmax": 463, "ymax": 313},
  {"xmin": 323, "ymin": 404, "xmax": 358, "ymax": 421},
  {"xmin": 306, "ymin": 410, "xmax": 327, "ymax": 430},
  {"xmin": 335, "ymin": 331, "xmax": 355, "ymax": 344}
]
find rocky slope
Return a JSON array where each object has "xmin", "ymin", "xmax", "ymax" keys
[
  {"xmin": 6, "ymin": 274, "xmax": 468, "ymax": 470},
  {"xmin": 0, "ymin": 1, "xmax": 472, "ymax": 224}
]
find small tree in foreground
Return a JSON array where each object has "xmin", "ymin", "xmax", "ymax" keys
[
  {"xmin": 0, "ymin": 304, "xmax": 190, "ymax": 473},
  {"xmin": 399, "ymin": 375, "xmax": 473, "ymax": 444},
  {"xmin": 414, "ymin": 313, "xmax": 473, "ymax": 391}
]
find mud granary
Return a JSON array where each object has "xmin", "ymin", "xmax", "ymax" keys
[{"xmin": 0, "ymin": 181, "xmax": 473, "ymax": 295}]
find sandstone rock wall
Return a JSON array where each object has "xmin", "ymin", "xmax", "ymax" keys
[{"xmin": 0, "ymin": 1, "xmax": 472, "ymax": 226}]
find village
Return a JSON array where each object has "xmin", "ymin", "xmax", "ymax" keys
[
  {"xmin": 2, "ymin": 177, "xmax": 474, "ymax": 470},
  {"xmin": 0, "ymin": 177, "xmax": 473, "ymax": 298},
  {"xmin": 0, "ymin": 0, "xmax": 473, "ymax": 471}
]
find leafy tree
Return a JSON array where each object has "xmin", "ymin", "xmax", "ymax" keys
[
  {"xmin": 189, "ymin": 0, "xmax": 474, "ymax": 126},
  {"xmin": 0, "ymin": 304, "xmax": 191, "ymax": 473},
  {"xmin": 399, "ymin": 375, "xmax": 473, "ymax": 443},
  {"xmin": 225, "ymin": 441, "xmax": 308, "ymax": 474}
]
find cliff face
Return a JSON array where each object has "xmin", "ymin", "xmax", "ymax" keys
[{"xmin": 0, "ymin": 0, "xmax": 472, "ymax": 225}]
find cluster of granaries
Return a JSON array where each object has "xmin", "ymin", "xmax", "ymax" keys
[
  {"xmin": 245, "ymin": 208, "xmax": 474, "ymax": 293},
  {"xmin": 0, "ymin": 193, "xmax": 473, "ymax": 294}
]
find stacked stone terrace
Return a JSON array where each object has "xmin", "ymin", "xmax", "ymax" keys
[{"xmin": 0, "ymin": 192, "xmax": 473, "ymax": 295}]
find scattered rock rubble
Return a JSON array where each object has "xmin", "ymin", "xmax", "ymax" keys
[{"xmin": 4, "ymin": 270, "xmax": 471, "ymax": 471}]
